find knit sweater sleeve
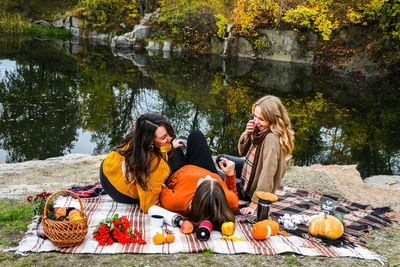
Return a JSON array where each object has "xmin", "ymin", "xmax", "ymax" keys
[
  {"xmin": 250, "ymin": 134, "xmax": 281, "ymax": 203},
  {"xmin": 136, "ymin": 155, "xmax": 171, "ymax": 214},
  {"xmin": 222, "ymin": 172, "xmax": 239, "ymax": 212},
  {"xmin": 238, "ymin": 131, "xmax": 251, "ymax": 156},
  {"xmin": 224, "ymin": 172, "xmax": 238, "ymax": 197}
]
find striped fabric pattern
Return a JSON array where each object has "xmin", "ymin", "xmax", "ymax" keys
[{"xmin": 11, "ymin": 193, "xmax": 386, "ymax": 263}]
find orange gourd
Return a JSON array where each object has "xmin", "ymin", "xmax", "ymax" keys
[
  {"xmin": 152, "ymin": 233, "xmax": 165, "ymax": 245},
  {"xmin": 165, "ymin": 234, "xmax": 175, "ymax": 243},
  {"xmin": 263, "ymin": 219, "xmax": 279, "ymax": 236},
  {"xmin": 309, "ymin": 214, "xmax": 344, "ymax": 240},
  {"xmin": 252, "ymin": 221, "xmax": 272, "ymax": 240}
]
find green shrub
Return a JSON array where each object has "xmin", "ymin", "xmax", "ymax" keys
[
  {"xmin": 77, "ymin": 0, "xmax": 139, "ymax": 31},
  {"xmin": 0, "ymin": 12, "xmax": 29, "ymax": 33}
]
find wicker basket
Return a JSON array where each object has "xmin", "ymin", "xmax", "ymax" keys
[{"xmin": 42, "ymin": 190, "xmax": 88, "ymax": 247}]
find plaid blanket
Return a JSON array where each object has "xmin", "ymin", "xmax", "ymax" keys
[
  {"xmin": 239, "ymin": 186, "xmax": 392, "ymax": 247},
  {"xmin": 9, "ymin": 191, "xmax": 387, "ymax": 263}
]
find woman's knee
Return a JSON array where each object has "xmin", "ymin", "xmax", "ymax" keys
[{"xmin": 188, "ymin": 129, "xmax": 204, "ymax": 141}]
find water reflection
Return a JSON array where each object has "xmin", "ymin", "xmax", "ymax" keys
[{"xmin": 0, "ymin": 36, "xmax": 399, "ymax": 178}]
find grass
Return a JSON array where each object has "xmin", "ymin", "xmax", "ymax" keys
[{"xmin": 23, "ymin": 26, "xmax": 72, "ymax": 38}]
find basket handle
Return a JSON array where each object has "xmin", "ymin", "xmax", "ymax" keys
[{"xmin": 43, "ymin": 190, "xmax": 84, "ymax": 219}]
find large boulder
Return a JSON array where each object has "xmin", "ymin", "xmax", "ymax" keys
[{"xmin": 132, "ymin": 25, "xmax": 152, "ymax": 39}]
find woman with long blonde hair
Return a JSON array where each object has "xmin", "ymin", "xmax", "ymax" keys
[{"xmin": 216, "ymin": 95, "xmax": 294, "ymax": 215}]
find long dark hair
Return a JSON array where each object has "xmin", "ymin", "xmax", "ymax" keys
[
  {"xmin": 188, "ymin": 179, "xmax": 235, "ymax": 229},
  {"xmin": 114, "ymin": 113, "xmax": 175, "ymax": 191}
]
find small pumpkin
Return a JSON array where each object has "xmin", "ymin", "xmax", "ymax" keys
[
  {"xmin": 165, "ymin": 233, "xmax": 175, "ymax": 243},
  {"xmin": 309, "ymin": 214, "xmax": 344, "ymax": 240},
  {"xmin": 55, "ymin": 207, "xmax": 67, "ymax": 219},
  {"xmin": 153, "ymin": 233, "xmax": 165, "ymax": 245},
  {"xmin": 255, "ymin": 191, "xmax": 278, "ymax": 202},
  {"xmin": 263, "ymin": 219, "xmax": 279, "ymax": 236},
  {"xmin": 252, "ymin": 220, "xmax": 272, "ymax": 240}
]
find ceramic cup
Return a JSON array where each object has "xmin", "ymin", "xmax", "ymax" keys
[{"xmin": 150, "ymin": 215, "xmax": 164, "ymax": 227}]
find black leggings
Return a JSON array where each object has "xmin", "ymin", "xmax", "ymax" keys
[
  {"xmin": 168, "ymin": 130, "xmax": 218, "ymax": 176},
  {"xmin": 215, "ymin": 154, "xmax": 247, "ymax": 200}
]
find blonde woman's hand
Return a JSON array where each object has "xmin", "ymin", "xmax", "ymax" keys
[
  {"xmin": 218, "ymin": 157, "xmax": 235, "ymax": 176},
  {"xmin": 172, "ymin": 139, "xmax": 185, "ymax": 149},
  {"xmin": 244, "ymin": 119, "xmax": 255, "ymax": 137}
]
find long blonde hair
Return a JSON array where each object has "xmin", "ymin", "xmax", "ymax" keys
[{"xmin": 253, "ymin": 95, "xmax": 294, "ymax": 155}]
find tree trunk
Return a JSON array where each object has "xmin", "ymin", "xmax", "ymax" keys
[{"xmin": 26, "ymin": 0, "xmax": 31, "ymax": 18}]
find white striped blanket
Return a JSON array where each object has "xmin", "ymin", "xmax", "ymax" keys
[{"xmin": 11, "ymin": 194, "xmax": 385, "ymax": 263}]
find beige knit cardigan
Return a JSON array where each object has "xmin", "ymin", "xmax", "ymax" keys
[{"xmin": 238, "ymin": 131, "xmax": 287, "ymax": 204}]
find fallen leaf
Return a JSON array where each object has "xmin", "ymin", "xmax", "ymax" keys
[
  {"xmin": 278, "ymin": 230, "xmax": 292, "ymax": 236},
  {"xmin": 219, "ymin": 236, "xmax": 245, "ymax": 242}
]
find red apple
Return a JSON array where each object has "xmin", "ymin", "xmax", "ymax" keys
[
  {"xmin": 181, "ymin": 220, "xmax": 194, "ymax": 234},
  {"xmin": 221, "ymin": 221, "xmax": 235, "ymax": 236}
]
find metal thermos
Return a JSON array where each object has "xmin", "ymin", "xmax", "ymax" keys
[
  {"xmin": 196, "ymin": 220, "xmax": 213, "ymax": 241},
  {"xmin": 256, "ymin": 199, "xmax": 271, "ymax": 221},
  {"xmin": 148, "ymin": 205, "xmax": 184, "ymax": 227}
]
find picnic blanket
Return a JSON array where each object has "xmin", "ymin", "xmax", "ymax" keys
[
  {"xmin": 239, "ymin": 186, "xmax": 393, "ymax": 247},
  {"xmin": 10, "ymin": 187, "xmax": 389, "ymax": 263}
]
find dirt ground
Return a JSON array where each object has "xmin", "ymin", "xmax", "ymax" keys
[{"xmin": 0, "ymin": 154, "xmax": 399, "ymax": 266}]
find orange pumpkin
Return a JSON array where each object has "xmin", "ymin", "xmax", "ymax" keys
[
  {"xmin": 165, "ymin": 234, "xmax": 175, "ymax": 243},
  {"xmin": 252, "ymin": 221, "xmax": 272, "ymax": 240},
  {"xmin": 152, "ymin": 233, "xmax": 165, "ymax": 245},
  {"xmin": 309, "ymin": 214, "xmax": 344, "ymax": 240},
  {"xmin": 263, "ymin": 219, "xmax": 279, "ymax": 236}
]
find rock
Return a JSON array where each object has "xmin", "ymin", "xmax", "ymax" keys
[
  {"xmin": 139, "ymin": 8, "xmax": 160, "ymax": 25},
  {"xmin": 257, "ymin": 29, "xmax": 314, "ymax": 64},
  {"xmin": 211, "ymin": 38, "xmax": 224, "ymax": 55},
  {"xmin": 162, "ymin": 41, "xmax": 172, "ymax": 52},
  {"xmin": 364, "ymin": 175, "xmax": 400, "ymax": 191},
  {"xmin": 34, "ymin": 20, "xmax": 51, "ymax": 28},
  {"xmin": 71, "ymin": 16, "xmax": 85, "ymax": 28},
  {"xmin": 146, "ymin": 41, "xmax": 163, "ymax": 51},
  {"xmin": 236, "ymin": 37, "xmax": 255, "ymax": 58},
  {"xmin": 132, "ymin": 25, "xmax": 152, "ymax": 39},
  {"xmin": 51, "ymin": 20, "xmax": 64, "ymax": 28},
  {"xmin": 89, "ymin": 31, "xmax": 109, "ymax": 42},
  {"xmin": 70, "ymin": 27, "xmax": 80, "ymax": 36},
  {"xmin": 54, "ymin": 13, "xmax": 63, "ymax": 20},
  {"xmin": 111, "ymin": 36, "xmax": 137, "ymax": 48}
]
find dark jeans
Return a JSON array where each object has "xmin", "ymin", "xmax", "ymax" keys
[
  {"xmin": 168, "ymin": 130, "xmax": 218, "ymax": 176},
  {"xmin": 215, "ymin": 154, "xmax": 247, "ymax": 200},
  {"xmin": 100, "ymin": 161, "xmax": 139, "ymax": 204}
]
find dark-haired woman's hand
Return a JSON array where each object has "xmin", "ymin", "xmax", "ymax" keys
[
  {"xmin": 172, "ymin": 139, "xmax": 185, "ymax": 149},
  {"xmin": 218, "ymin": 158, "xmax": 235, "ymax": 176}
]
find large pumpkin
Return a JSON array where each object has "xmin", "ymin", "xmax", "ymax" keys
[
  {"xmin": 309, "ymin": 214, "xmax": 344, "ymax": 240},
  {"xmin": 263, "ymin": 219, "xmax": 279, "ymax": 236}
]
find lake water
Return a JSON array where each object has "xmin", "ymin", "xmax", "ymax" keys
[{"xmin": 0, "ymin": 36, "xmax": 399, "ymax": 178}]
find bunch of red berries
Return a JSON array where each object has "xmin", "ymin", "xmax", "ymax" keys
[{"xmin": 93, "ymin": 214, "xmax": 146, "ymax": 246}]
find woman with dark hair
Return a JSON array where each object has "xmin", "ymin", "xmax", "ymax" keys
[
  {"xmin": 100, "ymin": 113, "xmax": 184, "ymax": 213},
  {"xmin": 160, "ymin": 130, "xmax": 238, "ymax": 229}
]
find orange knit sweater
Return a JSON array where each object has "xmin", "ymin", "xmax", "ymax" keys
[
  {"xmin": 159, "ymin": 165, "xmax": 238, "ymax": 216},
  {"xmin": 102, "ymin": 145, "xmax": 171, "ymax": 213}
]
